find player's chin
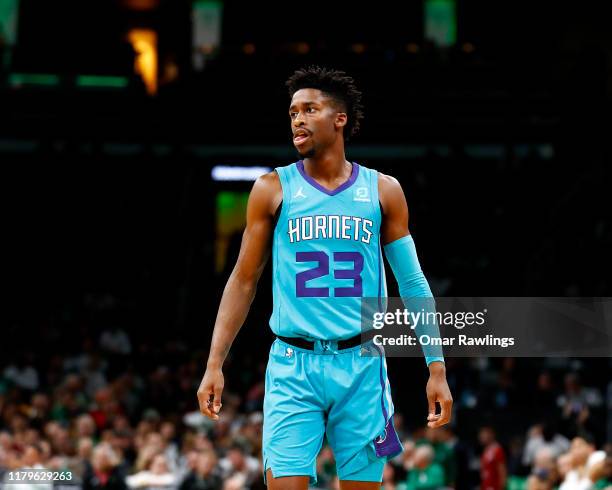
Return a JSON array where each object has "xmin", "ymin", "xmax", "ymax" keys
[{"xmin": 295, "ymin": 143, "xmax": 315, "ymax": 158}]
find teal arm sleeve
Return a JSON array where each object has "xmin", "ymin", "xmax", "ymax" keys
[{"xmin": 383, "ymin": 235, "xmax": 444, "ymax": 366}]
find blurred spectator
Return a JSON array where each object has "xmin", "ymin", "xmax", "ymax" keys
[
  {"xmin": 76, "ymin": 414, "xmax": 98, "ymax": 440},
  {"xmin": 526, "ymin": 447, "xmax": 557, "ymax": 490},
  {"xmin": 50, "ymin": 374, "xmax": 87, "ymax": 422},
  {"xmin": 558, "ymin": 435, "xmax": 606, "ymax": 490},
  {"xmin": 523, "ymin": 422, "xmax": 570, "ymax": 467},
  {"xmin": 558, "ymin": 373, "xmax": 603, "ymax": 438},
  {"xmin": 419, "ymin": 426, "xmax": 456, "ymax": 487},
  {"xmin": 64, "ymin": 338, "xmax": 100, "ymax": 374},
  {"xmin": 479, "ymin": 425, "xmax": 507, "ymax": 490},
  {"xmin": 28, "ymin": 393, "xmax": 51, "ymax": 430},
  {"xmin": 100, "ymin": 327, "xmax": 132, "ymax": 356},
  {"xmin": 393, "ymin": 413, "xmax": 408, "ymax": 442},
  {"xmin": 72, "ymin": 437, "xmax": 94, "ymax": 476},
  {"xmin": 84, "ymin": 358, "xmax": 109, "ymax": 400},
  {"xmin": 243, "ymin": 380, "xmax": 264, "ymax": 413},
  {"xmin": 134, "ymin": 432, "xmax": 166, "ymax": 473},
  {"xmin": 179, "ymin": 448, "xmax": 223, "ymax": 490},
  {"xmin": 239, "ymin": 412, "xmax": 263, "ymax": 458},
  {"xmin": 391, "ymin": 438, "xmax": 415, "ymax": 482},
  {"xmin": 405, "ymin": 444, "xmax": 444, "ymax": 490},
  {"xmin": 533, "ymin": 372, "xmax": 558, "ymax": 420},
  {"xmin": 506, "ymin": 435, "xmax": 526, "ymax": 477},
  {"xmin": 3, "ymin": 354, "xmax": 39, "ymax": 391},
  {"xmin": 82, "ymin": 443, "xmax": 127, "ymax": 489},
  {"xmin": 2, "ymin": 443, "xmax": 52, "ymax": 490},
  {"xmin": 160, "ymin": 421, "xmax": 180, "ymax": 471},
  {"xmin": 218, "ymin": 441, "xmax": 260, "ymax": 487},
  {"xmin": 382, "ymin": 463, "xmax": 398, "ymax": 490},
  {"xmin": 588, "ymin": 446, "xmax": 612, "ymax": 489},
  {"xmin": 557, "ymin": 452, "xmax": 574, "ymax": 484},
  {"xmin": 126, "ymin": 452, "xmax": 177, "ymax": 488}
]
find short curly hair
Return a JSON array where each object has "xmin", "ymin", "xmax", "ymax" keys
[{"xmin": 286, "ymin": 66, "xmax": 364, "ymax": 141}]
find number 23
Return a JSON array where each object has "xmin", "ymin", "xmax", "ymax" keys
[{"xmin": 295, "ymin": 251, "xmax": 364, "ymax": 297}]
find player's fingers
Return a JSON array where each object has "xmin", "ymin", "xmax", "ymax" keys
[
  {"xmin": 427, "ymin": 394, "xmax": 436, "ymax": 417},
  {"xmin": 426, "ymin": 392, "xmax": 439, "ymax": 424},
  {"xmin": 428, "ymin": 398, "xmax": 452, "ymax": 428},
  {"xmin": 442, "ymin": 397, "xmax": 453, "ymax": 419},
  {"xmin": 198, "ymin": 405, "xmax": 216, "ymax": 419},
  {"xmin": 197, "ymin": 387, "xmax": 219, "ymax": 420},
  {"xmin": 212, "ymin": 384, "xmax": 223, "ymax": 414}
]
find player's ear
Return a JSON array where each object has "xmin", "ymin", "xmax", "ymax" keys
[{"xmin": 335, "ymin": 112, "xmax": 347, "ymax": 130}]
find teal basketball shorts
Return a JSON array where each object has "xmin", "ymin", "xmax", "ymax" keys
[{"xmin": 262, "ymin": 337, "xmax": 403, "ymax": 485}]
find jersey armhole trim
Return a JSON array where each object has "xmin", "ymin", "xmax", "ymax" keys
[
  {"xmin": 274, "ymin": 167, "xmax": 291, "ymax": 225},
  {"xmin": 273, "ymin": 201, "xmax": 282, "ymax": 227},
  {"xmin": 371, "ymin": 169, "xmax": 382, "ymax": 224}
]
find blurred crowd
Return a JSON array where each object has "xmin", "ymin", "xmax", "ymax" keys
[
  {"xmin": 0, "ymin": 322, "xmax": 267, "ymax": 490},
  {"xmin": 372, "ymin": 425, "xmax": 612, "ymax": 490},
  {"xmin": 1, "ymin": 320, "xmax": 611, "ymax": 490}
]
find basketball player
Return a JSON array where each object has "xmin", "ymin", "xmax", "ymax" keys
[{"xmin": 197, "ymin": 66, "xmax": 453, "ymax": 489}]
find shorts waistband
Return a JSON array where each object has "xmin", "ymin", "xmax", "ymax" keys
[{"xmin": 277, "ymin": 330, "xmax": 377, "ymax": 352}]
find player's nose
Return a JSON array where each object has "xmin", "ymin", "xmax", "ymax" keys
[{"xmin": 293, "ymin": 111, "xmax": 306, "ymax": 126}]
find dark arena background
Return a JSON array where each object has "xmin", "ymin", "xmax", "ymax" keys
[{"xmin": 2, "ymin": 1, "xmax": 611, "ymax": 489}]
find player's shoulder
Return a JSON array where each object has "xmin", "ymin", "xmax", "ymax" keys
[
  {"xmin": 255, "ymin": 169, "xmax": 281, "ymax": 187},
  {"xmin": 377, "ymin": 171, "xmax": 407, "ymax": 213},
  {"xmin": 353, "ymin": 162, "xmax": 398, "ymax": 187},
  {"xmin": 252, "ymin": 170, "xmax": 282, "ymax": 198},
  {"xmin": 273, "ymin": 161, "xmax": 298, "ymax": 171},
  {"xmin": 257, "ymin": 161, "xmax": 300, "ymax": 185},
  {"xmin": 252, "ymin": 171, "xmax": 282, "ymax": 214},
  {"xmin": 377, "ymin": 171, "xmax": 402, "ymax": 192}
]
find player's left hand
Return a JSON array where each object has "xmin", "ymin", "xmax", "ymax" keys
[{"xmin": 425, "ymin": 361, "xmax": 453, "ymax": 428}]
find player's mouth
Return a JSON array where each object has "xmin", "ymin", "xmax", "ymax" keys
[{"xmin": 293, "ymin": 130, "xmax": 311, "ymax": 145}]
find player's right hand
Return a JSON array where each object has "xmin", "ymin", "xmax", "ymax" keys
[{"xmin": 197, "ymin": 367, "xmax": 224, "ymax": 421}]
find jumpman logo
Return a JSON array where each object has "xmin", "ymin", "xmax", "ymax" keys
[{"xmin": 293, "ymin": 186, "xmax": 307, "ymax": 200}]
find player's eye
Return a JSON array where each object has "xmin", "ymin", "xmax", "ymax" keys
[{"xmin": 307, "ymin": 107, "xmax": 316, "ymax": 113}]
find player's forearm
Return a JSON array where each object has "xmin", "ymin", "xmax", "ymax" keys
[
  {"xmin": 384, "ymin": 235, "xmax": 444, "ymax": 365},
  {"xmin": 206, "ymin": 271, "xmax": 258, "ymax": 369}
]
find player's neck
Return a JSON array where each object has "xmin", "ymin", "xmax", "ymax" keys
[{"xmin": 302, "ymin": 149, "xmax": 350, "ymax": 181}]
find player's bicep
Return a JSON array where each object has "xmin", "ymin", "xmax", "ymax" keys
[
  {"xmin": 231, "ymin": 175, "xmax": 277, "ymax": 283},
  {"xmin": 379, "ymin": 173, "xmax": 410, "ymax": 245},
  {"xmin": 234, "ymin": 219, "xmax": 271, "ymax": 283}
]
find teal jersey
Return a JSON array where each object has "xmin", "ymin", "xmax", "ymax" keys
[{"xmin": 270, "ymin": 160, "xmax": 386, "ymax": 340}]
